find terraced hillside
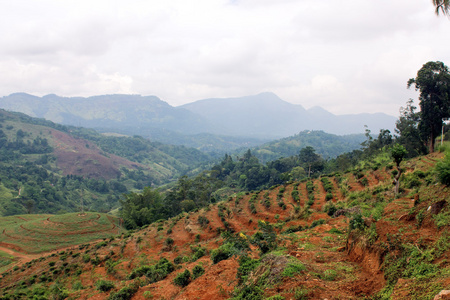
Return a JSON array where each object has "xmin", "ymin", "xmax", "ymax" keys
[{"xmin": 0, "ymin": 153, "xmax": 449, "ymax": 299}]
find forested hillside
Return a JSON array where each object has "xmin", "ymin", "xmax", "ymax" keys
[
  {"xmin": 251, "ymin": 130, "xmax": 364, "ymax": 163},
  {"xmin": 0, "ymin": 109, "xmax": 212, "ymax": 216}
]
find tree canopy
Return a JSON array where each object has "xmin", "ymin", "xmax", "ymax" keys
[
  {"xmin": 407, "ymin": 61, "xmax": 450, "ymax": 152},
  {"xmin": 433, "ymin": 0, "xmax": 450, "ymax": 16}
]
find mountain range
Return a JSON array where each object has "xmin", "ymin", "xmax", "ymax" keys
[{"xmin": 0, "ymin": 92, "xmax": 396, "ymax": 147}]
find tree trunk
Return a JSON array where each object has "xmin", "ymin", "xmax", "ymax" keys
[
  {"xmin": 394, "ymin": 163, "xmax": 402, "ymax": 195},
  {"xmin": 430, "ymin": 134, "xmax": 435, "ymax": 153}
]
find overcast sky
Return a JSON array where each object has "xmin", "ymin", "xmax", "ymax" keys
[{"xmin": 1, "ymin": 0, "xmax": 449, "ymax": 116}]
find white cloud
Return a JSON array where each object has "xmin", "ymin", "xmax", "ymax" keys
[{"xmin": 0, "ymin": 0, "xmax": 449, "ymax": 116}]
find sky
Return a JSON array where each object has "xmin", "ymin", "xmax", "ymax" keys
[{"xmin": 1, "ymin": 0, "xmax": 449, "ymax": 116}]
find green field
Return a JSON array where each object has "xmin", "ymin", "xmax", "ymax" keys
[
  {"xmin": 0, "ymin": 212, "xmax": 125, "ymax": 253},
  {"xmin": 0, "ymin": 250, "xmax": 15, "ymax": 273}
]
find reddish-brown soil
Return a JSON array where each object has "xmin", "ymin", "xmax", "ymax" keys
[
  {"xmin": 50, "ymin": 129, "xmax": 150, "ymax": 180},
  {"xmin": 0, "ymin": 153, "xmax": 449, "ymax": 299}
]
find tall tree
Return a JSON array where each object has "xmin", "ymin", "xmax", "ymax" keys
[
  {"xmin": 298, "ymin": 146, "xmax": 324, "ymax": 177},
  {"xmin": 433, "ymin": 0, "xmax": 450, "ymax": 16},
  {"xmin": 395, "ymin": 99, "xmax": 427, "ymax": 157},
  {"xmin": 407, "ymin": 61, "xmax": 450, "ymax": 153}
]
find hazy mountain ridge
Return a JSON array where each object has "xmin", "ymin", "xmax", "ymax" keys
[
  {"xmin": 0, "ymin": 92, "xmax": 396, "ymax": 144},
  {"xmin": 181, "ymin": 92, "xmax": 396, "ymax": 137}
]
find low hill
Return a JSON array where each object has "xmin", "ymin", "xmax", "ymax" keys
[
  {"xmin": 252, "ymin": 130, "xmax": 365, "ymax": 163},
  {"xmin": 0, "ymin": 152, "xmax": 448, "ymax": 299},
  {"xmin": 0, "ymin": 109, "xmax": 213, "ymax": 215}
]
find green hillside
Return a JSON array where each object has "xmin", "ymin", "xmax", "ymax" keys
[
  {"xmin": 252, "ymin": 130, "xmax": 365, "ymax": 163},
  {"xmin": 0, "ymin": 109, "xmax": 213, "ymax": 216}
]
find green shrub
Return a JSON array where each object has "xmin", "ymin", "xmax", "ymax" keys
[
  {"xmin": 173, "ymin": 269, "xmax": 191, "ymax": 287},
  {"xmin": 108, "ymin": 285, "xmax": 138, "ymax": 300},
  {"xmin": 192, "ymin": 265, "xmax": 205, "ymax": 279},
  {"xmin": 251, "ymin": 221, "xmax": 277, "ymax": 254},
  {"xmin": 49, "ymin": 284, "xmax": 69, "ymax": 299},
  {"xmin": 165, "ymin": 237, "xmax": 174, "ymax": 246},
  {"xmin": 191, "ymin": 246, "xmax": 206, "ymax": 261},
  {"xmin": 174, "ymin": 256, "xmax": 183, "ymax": 265},
  {"xmin": 128, "ymin": 265, "xmax": 152, "ymax": 279},
  {"xmin": 146, "ymin": 258, "xmax": 175, "ymax": 283},
  {"xmin": 82, "ymin": 254, "xmax": 90, "ymax": 263},
  {"xmin": 198, "ymin": 215, "xmax": 210, "ymax": 227},
  {"xmin": 96, "ymin": 280, "xmax": 115, "ymax": 292},
  {"xmin": 231, "ymin": 283, "xmax": 263, "ymax": 300},
  {"xmin": 349, "ymin": 214, "xmax": 366, "ymax": 231},
  {"xmin": 211, "ymin": 243, "xmax": 234, "ymax": 264}
]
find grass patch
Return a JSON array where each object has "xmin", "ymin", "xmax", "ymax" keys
[{"xmin": 0, "ymin": 212, "xmax": 125, "ymax": 253}]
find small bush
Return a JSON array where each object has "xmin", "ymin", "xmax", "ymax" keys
[
  {"xmin": 108, "ymin": 285, "xmax": 138, "ymax": 300},
  {"xmin": 173, "ymin": 269, "xmax": 191, "ymax": 287},
  {"xmin": 96, "ymin": 280, "xmax": 115, "ymax": 292},
  {"xmin": 211, "ymin": 243, "xmax": 234, "ymax": 264},
  {"xmin": 192, "ymin": 265, "xmax": 205, "ymax": 279},
  {"xmin": 349, "ymin": 214, "xmax": 366, "ymax": 231},
  {"xmin": 174, "ymin": 256, "xmax": 183, "ymax": 265},
  {"xmin": 165, "ymin": 237, "xmax": 174, "ymax": 246}
]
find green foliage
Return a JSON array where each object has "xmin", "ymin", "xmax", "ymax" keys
[
  {"xmin": 391, "ymin": 144, "xmax": 407, "ymax": 167},
  {"xmin": 211, "ymin": 232, "xmax": 250, "ymax": 264},
  {"xmin": 282, "ymin": 261, "xmax": 306, "ymax": 277},
  {"xmin": 120, "ymin": 187, "xmax": 164, "ymax": 229},
  {"xmin": 436, "ymin": 152, "xmax": 450, "ymax": 185},
  {"xmin": 349, "ymin": 214, "xmax": 366, "ymax": 231},
  {"xmin": 49, "ymin": 283, "xmax": 69, "ymax": 300},
  {"xmin": 108, "ymin": 284, "xmax": 138, "ymax": 300},
  {"xmin": 211, "ymin": 243, "xmax": 235, "ymax": 264},
  {"xmin": 173, "ymin": 269, "xmax": 191, "ymax": 287},
  {"xmin": 266, "ymin": 295, "xmax": 285, "ymax": 300},
  {"xmin": 322, "ymin": 269, "xmax": 337, "ymax": 281},
  {"xmin": 408, "ymin": 61, "xmax": 450, "ymax": 152},
  {"xmin": 192, "ymin": 265, "xmax": 205, "ymax": 279},
  {"xmin": 95, "ymin": 280, "xmax": 115, "ymax": 292},
  {"xmin": 251, "ymin": 221, "xmax": 277, "ymax": 254},
  {"xmin": 236, "ymin": 255, "xmax": 260, "ymax": 284},
  {"xmin": 293, "ymin": 288, "xmax": 309, "ymax": 300},
  {"xmin": 198, "ymin": 215, "xmax": 210, "ymax": 228},
  {"xmin": 395, "ymin": 99, "xmax": 427, "ymax": 158},
  {"xmin": 231, "ymin": 283, "xmax": 264, "ymax": 300},
  {"xmin": 128, "ymin": 258, "xmax": 175, "ymax": 283},
  {"xmin": 190, "ymin": 246, "xmax": 207, "ymax": 262}
]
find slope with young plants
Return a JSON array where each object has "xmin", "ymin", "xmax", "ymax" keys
[{"xmin": 0, "ymin": 151, "xmax": 449, "ymax": 299}]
